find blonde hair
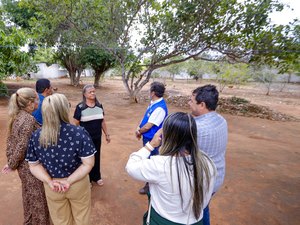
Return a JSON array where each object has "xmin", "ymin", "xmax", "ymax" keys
[
  {"xmin": 39, "ymin": 93, "xmax": 70, "ymax": 147},
  {"xmin": 8, "ymin": 87, "xmax": 36, "ymax": 134}
]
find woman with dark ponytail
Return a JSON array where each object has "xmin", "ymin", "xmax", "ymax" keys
[{"xmin": 126, "ymin": 112, "xmax": 216, "ymax": 225}]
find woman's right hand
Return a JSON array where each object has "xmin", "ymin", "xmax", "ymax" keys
[
  {"xmin": 49, "ymin": 180, "xmax": 70, "ymax": 193},
  {"xmin": 1, "ymin": 164, "xmax": 13, "ymax": 174},
  {"xmin": 57, "ymin": 180, "xmax": 71, "ymax": 192}
]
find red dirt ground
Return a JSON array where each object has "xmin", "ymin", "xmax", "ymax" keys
[{"xmin": 0, "ymin": 78, "xmax": 299, "ymax": 225}]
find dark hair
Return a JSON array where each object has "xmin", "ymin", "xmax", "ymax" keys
[
  {"xmin": 36, "ymin": 79, "xmax": 51, "ymax": 93},
  {"xmin": 192, "ymin": 84, "xmax": 219, "ymax": 110},
  {"xmin": 150, "ymin": 82, "xmax": 165, "ymax": 98},
  {"xmin": 82, "ymin": 84, "xmax": 101, "ymax": 108},
  {"xmin": 160, "ymin": 112, "xmax": 214, "ymax": 219}
]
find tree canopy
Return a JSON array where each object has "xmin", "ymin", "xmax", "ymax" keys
[
  {"xmin": 2, "ymin": 0, "xmax": 299, "ymax": 101},
  {"xmin": 0, "ymin": 20, "xmax": 33, "ymax": 79}
]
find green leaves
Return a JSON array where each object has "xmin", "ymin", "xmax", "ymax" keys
[
  {"xmin": 1, "ymin": 0, "xmax": 299, "ymax": 100},
  {"xmin": 0, "ymin": 20, "xmax": 33, "ymax": 78}
]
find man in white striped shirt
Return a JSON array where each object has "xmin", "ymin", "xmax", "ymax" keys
[{"xmin": 189, "ymin": 84, "xmax": 228, "ymax": 225}]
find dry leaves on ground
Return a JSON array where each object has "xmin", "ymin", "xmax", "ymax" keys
[{"xmin": 159, "ymin": 95, "xmax": 298, "ymax": 122}]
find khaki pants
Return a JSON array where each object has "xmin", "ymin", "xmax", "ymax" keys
[{"xmin": 44, "ymin": 176, "xmax": 91, "ymax": 225}]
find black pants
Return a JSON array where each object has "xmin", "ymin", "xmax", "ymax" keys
[{"xmin": 89, "ymin": 137, "xmax": 101, "ymax": 182}]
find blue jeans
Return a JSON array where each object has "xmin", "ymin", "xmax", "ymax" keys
[
  {"xmin": 202, "ymin": 205, "xmax": 210, "ymax": 225},
  {"xmin": 203, "ymin": 191, "xmax": 215, "ymax": 225},
  {"xmin": 143, "ymin": 137, "xmax": 159, "ymax": 156}
]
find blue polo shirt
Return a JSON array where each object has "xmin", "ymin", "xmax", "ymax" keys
[
  {"xmin": 32, "ymin": 93, "xmax": 44, "ymax": 125},
  {"xmin": 26, "ymin": 123, "xmax": 96, "ymax": 178}
]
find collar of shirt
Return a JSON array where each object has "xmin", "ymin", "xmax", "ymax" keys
[
  {"xmin": 150, "ymin": 97, "xmax": 163, "ymax": 106},
  {"xmin": 194, "ymin": 111, "xmax": 217, "ymax": 120},
  {"xmin": 38, "ymin": 93, "xmax": 45, "ymax": 101}
]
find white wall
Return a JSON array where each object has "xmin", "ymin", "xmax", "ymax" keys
[{"xmin": 30, "ymin": 63, "xmax": 67, "ymax": 79}]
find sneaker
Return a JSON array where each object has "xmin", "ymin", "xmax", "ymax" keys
[
  {"xmin": 139, "ymin": 183, "xmax": 149, "ymax": 195},
  {"xmin": 96, "ymin": 179, "xmax": 104, "ymax": 186}
]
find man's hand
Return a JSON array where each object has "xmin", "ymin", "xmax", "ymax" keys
[{"xmin": 135, "ymin": 130, "xmax": 141, "ymax": 140}]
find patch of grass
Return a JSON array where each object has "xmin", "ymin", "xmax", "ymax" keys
[{"xmin": 229, "ymin": 96, "xmax": 250, "ymax": 105}]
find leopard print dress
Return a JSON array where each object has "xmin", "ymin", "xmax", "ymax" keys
[{"xmin": 6, "ymin": 110, "xmax": 50, "ymax": 225}]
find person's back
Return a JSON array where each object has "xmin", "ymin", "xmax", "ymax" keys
[
  {"xmin": 189, "ymin": 84, "xmax": 228, "ymax": 225},
  {"xmin": 144, "ymin": 154, "xmax": 215, "ymax": 223},
  {"xmin": 127, "ymin": 112, "xmax": 216, "ymax": 224},
  {"xmin": 2, "ymin": 87, "xmax": 50, "ymax": 225},
  {"xmin": 194, "ymin": 111, "xmax": 227, "ymax": 192},
  {"xmin": 28, "ymin": 123, "xmax": 95, "ymax": 177},
  {"xmin": 135, "ymin": 81, "xmax": 168, "ymax": 194},
  {"xmin": 26, "ymin": 93, "xmax": 95, "ymax": 225},
  {"xmin": 32, "ymin": 79, "xmax": 53, "ymax": 124}
]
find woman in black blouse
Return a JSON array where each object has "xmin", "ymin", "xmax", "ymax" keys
[
  {"xmin": 73, "ymin": 84, "xmax": 111, "ymax": 186},
  {"xmin": 26, "ymin": 93, "xmax": 96, "ymax": 225}
]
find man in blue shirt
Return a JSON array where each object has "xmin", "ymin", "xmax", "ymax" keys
[
  {"xmin": 32, "ymin": 79, "xmax": 53, "ymax": 125},
  {"xmin": 135, "ymin": 81, "xmax": 168, "ymax": 194},
  {"xmin": 189, "ymin": 84, "xmax": 228, "ymax": 225}
]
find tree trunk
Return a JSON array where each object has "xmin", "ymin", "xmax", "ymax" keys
[
  {"xmin": 129, "ymin": 91, "xmax": 138, "ymax": 103},
  {"xmin": 64, "ymin": 55, "xmax": 80, "ymax": 86},
  {"xmin": 68, "ymin": 69, "xmax": 77, "ymax": 86},
  {"xmin": 123, "ymin": 77, "xmax": 140, "ymax": 103},
  {"xmin": 93, "ymin": 66, "xmax": 109, "ymax": 87},
  {"xmin": 265, "ymin": 82, "xmax": 271, "ymax": 95},
  {"xmin": 74, "ymin": 69, "xmax": 82, "ymax": 86},
  {"xmin": 94, "ymin": 71, "xmax": 101, "ymax": 87},
  {"xmin": 287, "ymin": 73, "xmax": 292, "ymax": 83},
  {"xmin": 122, "ymin": 66, "xmax": 154, "ymax": 103}
]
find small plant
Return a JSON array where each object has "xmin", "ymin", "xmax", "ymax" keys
[
  {"xmin": 229, "ymin": 96, "xmax": 249, "ymax": 105},
  {"xmin": 0, "ymin": 82, "xmax": 8, "ymax": 97}
]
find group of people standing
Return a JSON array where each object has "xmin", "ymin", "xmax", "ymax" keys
[
  {"xmin": 1, "ymin": 78, "xmax": 227, "ymax": 225},
  {"xmin": 2, "ymin": 79, "xmax": 109, "ymax": 225},
  {"xmin": 128, "ymin": 82, "xmax": 228, "ymax": 225}
]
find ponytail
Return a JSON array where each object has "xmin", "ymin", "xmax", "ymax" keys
[
  {"xmin": 7, "ymin": 88, "xmax": 36, "ymax": 134},
  {"xmin": 8, "ymin": 93, "xmax": 19, "ymax": 134}
]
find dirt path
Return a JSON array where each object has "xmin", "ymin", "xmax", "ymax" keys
[{"xmin": 0, "ymin": 78, "xmax": 299, "ymax": 225}]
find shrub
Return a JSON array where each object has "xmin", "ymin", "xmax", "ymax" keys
[
  {"xmin": 229, "ymin": 96, "xmax": 250, "ymax": 105},
  {"xmin": 0, "ymin": 82, "xmax": 8, "ymax": 97}
]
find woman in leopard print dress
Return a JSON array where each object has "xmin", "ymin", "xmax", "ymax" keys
[{"xmin": 1, "ymin": 88, "xmax": 50, "ymax": 225}]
